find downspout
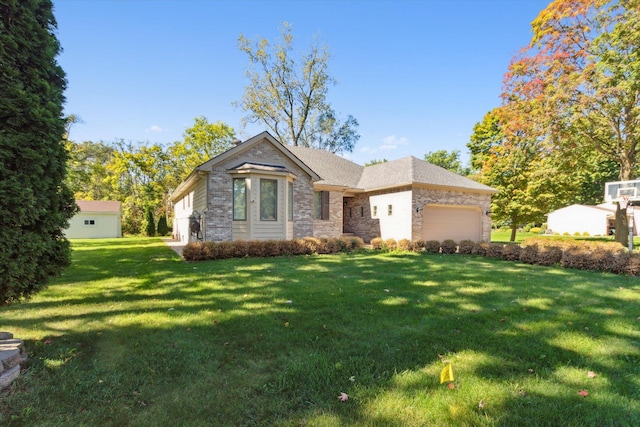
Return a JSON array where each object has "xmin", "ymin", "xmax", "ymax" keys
[{"xmin": 203, "ymin": 172, "xmax": 209, "ymax": 241}]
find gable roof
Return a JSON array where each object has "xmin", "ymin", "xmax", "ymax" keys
[
  {"xmin": 76, "ymin": 200, "xmax": 121, "ymax": 213},
  {"xmin": 287, "ymin": 146, "xmax": 363, "ymax": 188},
  {"xmin": 359, "ymin": 156, "xmax": 495, "ymax": 193},
  {"xmin": 170, "ymin": 131, "xmax": 320, "ymax": 201},
  {"xmin": 171, "ymin": 132, "xmax": 496, "ymax": 199}
]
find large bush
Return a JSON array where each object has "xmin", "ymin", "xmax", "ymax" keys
[{"xmin": 0, "ymin": 1, "xmax": 77, "ymax": 304}]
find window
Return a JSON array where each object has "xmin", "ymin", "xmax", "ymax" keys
[
  {"xmin": 260, "ymin": 179, "xmax": 277, "ymax": 221},
  {"xmin": 360, "ymin": 206, "xmax": 364, "ymax": 217},
  {"xmin": 388, "ymin": 204, "xmax": 393, "ymax": 216},
  {"xmin": 83, "ymin": 219, "xmax": 96, "ymax": 226},
  {"xmin": 288, "ymin": 182, "xmax": 293, "ymax": 221},
  {"xmin": 373, "ymin": 206, "xmax": 378, "ymax": 217},
  {"xmin": 314, "ymin": 191, "xmax": 329, "ymax": 220},
  {"xmin": 233, "ymin": 178, "xmax": 247, "ymax": 221}
]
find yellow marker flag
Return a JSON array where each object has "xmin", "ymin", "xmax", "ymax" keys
[{"xmin": 440, "ymin": 364, "xmax": 454, "ymax": 384}]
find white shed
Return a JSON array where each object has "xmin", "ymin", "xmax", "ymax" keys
[
  {"xmin": 66, "ymin": 200, "xmax": 122, "ymax": 238},
  {"xmin": 547, "ymin": 204, "xmax": 615, "ymax": 236}
]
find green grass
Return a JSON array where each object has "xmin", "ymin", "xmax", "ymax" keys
[
  {"xmin": 2, "ymin": 237, "xmax": 640, "ymax": 426},
  {"xmin": 492, "ymin": 229, "xmax": 640, "ymax": 246}
]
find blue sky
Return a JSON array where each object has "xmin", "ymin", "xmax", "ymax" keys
[{"xmin": 53, "ymin": 0, "xmax": 551, "ymax": 166}]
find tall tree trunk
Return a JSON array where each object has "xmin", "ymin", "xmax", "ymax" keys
[
  {"xmin": 615, "ymin": 204, "xmax": 629, "ymax": 247},
  {"xmin": 510, "ymin": 224, "xmax": 517, "ymax": 242}
]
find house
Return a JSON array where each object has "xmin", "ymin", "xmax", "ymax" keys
[
  {"xmin": 65, "ymin": 200, "xmax": 122, "ymax": 238},
  {"xmin": 170, "ymin": 131, "xmax": 495, "ymax": 244}
]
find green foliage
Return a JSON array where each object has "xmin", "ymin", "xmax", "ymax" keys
[
  {"xmin": 364, "ymin": 158, "xmax": 388, "ymax": 167},
  {"xmin": 3, "ymin": 238, "xmax": 640, "ymax": 425},
  {"xmin": 157, "ymin": 215, "xmax": 170, "ymax": 236},
  {"xmin": 166, "ymin": 117, "xmax": 236, "ymax": 188},
  {"xmin": 237, "ymin": 23, "xmax": 359, "ymax": 153},
  {"xmin": 508, "ymin": 0, "xmax": 640, "ymax": 244},
  {"xmin": 65, "ymin": 140, "xmax": 114, "ymax": 200},
  {"xmin": 144, "ymin": 206, "xmax": 155, "ymax": 237},
  {"xmin": 469, "ymin": 109, "xmax": 575, "ymax": 241},
  {"xmin": 424, "ymin": 149, "xmax": 469, "ymax": 176},
  {"xmin": 0, "ymin": 0, "xmax": 77, "ymax": 304}
]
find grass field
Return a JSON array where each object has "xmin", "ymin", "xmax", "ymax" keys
[
  {"xmin": 1, "ymin": 238, "xmax": 639, "ymax": 426},
  {"xmin": 491, "ymin": 229, "xmax": 640, "ymax": 247}
]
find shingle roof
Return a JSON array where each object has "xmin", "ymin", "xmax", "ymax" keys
[
  {"xmin": 287, "ymin": 148, "xmax": 494, "ymax": 193},
  {"xmin": 76, "ymin": 200, "xmax": 121, "ymax": 213},
  {"xmin": 287, "ymin": 146, "xmax": 363, "ymax": 188},
  {"xmin": 358, "ymin": 156, "xmax": 495, "ymax": 192}
]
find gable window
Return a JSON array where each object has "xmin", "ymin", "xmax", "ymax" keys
[
  {"xmin": 233, "ymin": 178, "xmax": 247, "ymax": 221},
  {"xmin": 83, "ymin": 219, "xmax": 96, "ymax": 226},
  {"xmin": 260, "ymin": 179, "xmax": 277, "ymax": 221},
  {"xmin": 388, "ymin": 204, "xmax": 393, "ymax": 216},
  {"xmin": 288, "ymin": 182, "xmax": 293, "ymax": 221},
  {"xmin": 360, "ymin": 206, "xmax": 364, "ymax": 217},
  {"xmin": 314, "ymin": 191, "xmax": 329, "ymax": 220},
  {"xmin": 373, "ymin": 206, "xmax": 378, "ymax": 217}
]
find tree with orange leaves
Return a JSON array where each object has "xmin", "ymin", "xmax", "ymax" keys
[{"xmin": 501, "ymin": 0, "xmax": 640, "ymax": 245}]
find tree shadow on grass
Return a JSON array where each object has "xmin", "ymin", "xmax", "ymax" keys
[{"xmin": 1, "ymin": 245, "xmax": 639, "ymax": 426}]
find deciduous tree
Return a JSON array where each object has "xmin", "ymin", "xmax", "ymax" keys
[
  {"xmin": 237, "ymin": 23, "xmax": 359, "ymax": 153},
  {"xmin": 0, "ymin": 0, "xmax": 77, "ymax": 304},
  {"xmin": 505, "ymin": 0, "xmax": 640, "ymax": 245},
  {"xmin": 424, "ymin": 149, "xmax": 469, "ymax": 175},
  {"xmin": 166, "ymin": 117, "xmax": 235, "ymax": 189}
]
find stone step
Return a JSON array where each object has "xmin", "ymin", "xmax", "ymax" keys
[
  {"xmin": 0, "ymin": 332, "xmax": 26, "ymax": 390},
  {"xmin": 0, "ymin": 365, "xmax": 20, "ymax": 390},
  {"xmin": 0, "ymin": 338, "xmax": 26, "ymax": 361},
  {"xmin": 0, "ymin": 348, "xmax": 20, "ymax": 374}
]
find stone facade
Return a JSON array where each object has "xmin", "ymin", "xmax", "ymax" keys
[
  {"xmin": 205, "ymin": 140, "xmax": 315, "ymax": 242},
  {"xmin": 312, "ymin": 190, "xmax": 344, "ymax": 238},
  {"xmin": 343, "ymin": 194, "xmax": 380, "ymax": 242}
]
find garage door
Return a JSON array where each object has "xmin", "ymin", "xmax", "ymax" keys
[{"xmin": 422, "ymin": 205, "xmax": 482, "ymax": 242}]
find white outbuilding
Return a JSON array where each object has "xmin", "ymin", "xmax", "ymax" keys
[
  {"xmin": 66, "ymin": 200, "xmax": 122, "ymax": 238},
  {"xmin": 547, "ymin": 204, "xmax": 615, "ymax": 236}
]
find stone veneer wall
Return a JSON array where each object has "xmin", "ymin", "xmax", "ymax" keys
[
  {"xmin": 0, "ymin": 332, "xmax": 27, "ymax": 390},
  {"xmin": 343, "ymin": 194, "xmax": 380, "ymax": 242},
  {"xmin": 412, "ymin": 187, "xmax": 492, "ymax": 242},
  {"xmin": 205, "ymin": 140, "xmax": 315, "ymax": 242},
  {"xmin": 312, "ymin": 190, "xmax": 343, "ymax": 238}
]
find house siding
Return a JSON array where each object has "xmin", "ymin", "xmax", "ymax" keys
[
  {"xmin": 369, "ymin": 190, "xmax": 413, "ymax": 241},
  {"xmin": 66, "ymin": 212, "xmax": 121, "ymax": 238}
]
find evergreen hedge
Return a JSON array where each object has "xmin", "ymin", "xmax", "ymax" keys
[{"xmin": 0, "ymin": 1, "xmax": 77, "ymax": 304}]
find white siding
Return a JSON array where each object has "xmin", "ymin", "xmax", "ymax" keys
[
  {"xmin": 369, "ymin": 191, "xmax": 413, "ymax": 241},
  {"xmin": 547, "ymin": 205, "xmax": 611, "ymax": 236},
  {"xmin": 66, "ymin": 212, "xmax": 121, "ymax": 238},
  {"xmin": 173, "ymin": 191, "xmax": 195, "ymax": 243}
]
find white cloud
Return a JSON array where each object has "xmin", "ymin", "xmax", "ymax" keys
[
  {"xmin": 381, "ymin": 135, "xmax": 409, "ymax": 146},
  {"xmin": 146, "ymin": 125, "xmax": 167, "ymax": 133}
]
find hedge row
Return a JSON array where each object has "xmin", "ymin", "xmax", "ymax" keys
[
  {"xmin": 183, "ymin": 236, "xmax": 366, "ymax": 261},
  {"xmin": 370, "ymin": 236, "xmax": 640, "ymax": 276}
]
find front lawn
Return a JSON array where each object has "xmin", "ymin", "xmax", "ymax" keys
[{"xmin": 1, "ymin": 238, "xmax": 639, "ymax": 426}]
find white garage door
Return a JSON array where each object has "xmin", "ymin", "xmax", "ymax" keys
[{"xmin": 422, "ymin": 205, "xmax": 482, "ymax": 242}]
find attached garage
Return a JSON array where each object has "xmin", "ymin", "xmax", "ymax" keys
[{"xmin": 422, "ymin": 205, "xmax": 482, "ymax": 242}]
